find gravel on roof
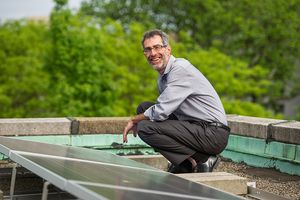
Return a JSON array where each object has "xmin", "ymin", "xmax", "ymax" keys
[{"xmin": 216, "ymin": 158, "xmax": 300, "ymax": 200}]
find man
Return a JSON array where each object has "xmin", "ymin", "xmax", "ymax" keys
[{"xmin": 123, "ymin": 29, "xmax": 230, "ymax": 173}]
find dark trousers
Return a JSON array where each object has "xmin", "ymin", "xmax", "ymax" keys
[{"xmin": 136, "ymin": 102, "xmax": 230, "ymax": 165}]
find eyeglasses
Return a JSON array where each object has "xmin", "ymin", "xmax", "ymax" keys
[{"xmin": 143, "ymin": 44, "xmax": 167, "ymax": 54}]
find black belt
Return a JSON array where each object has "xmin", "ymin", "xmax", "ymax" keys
[
  {"xmin": 189, "ymin": 120, "xmax": 231, "ymax": 132},
  {"xmin": 208, "ymin": 122, "xmax": 231, "ymax": 132}
]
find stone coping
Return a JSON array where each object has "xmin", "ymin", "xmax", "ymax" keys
[
  {"xmin": 227, "ymin": 115, "xmax": 300, "ymax": 144},
  {"xmin": 0, "ymin": 115, "xmax": 299, "ymax": 144},
  {"xmin": 70, "ymin": 117, "xmax": 130, "ymax": 134},
  {"xmin": 0, "ymin": 118, "xmax": 71, "ymax": 136}
]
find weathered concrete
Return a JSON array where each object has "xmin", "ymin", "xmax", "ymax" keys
[
  {"xmin": 272, "ymin": 121, "xmax": 300, "ymax": 144},
  {"xmin": 0, "ymin": 118, "xmax": 71, "ymax": 136},
  {"xmin": 125, "ymin": 155, "xmax": 169, "ymax": 171},
  {"xmin": 227, "ymin": 115, "xmax": 287, "ymax": 139},
  {"xmin": 73, "ymin": 115, "xmax": 300, "ymax": 144},
  {"xmin": 126, "ymin": 154, "xmax": 248, "ymax": 195},
  {"xmin": 176, "ymin": 172, "xmax": 248, "ymax": 195},
  {"xmin": 0, "ymin": 115, "xmax": 299, "ymax": 143},
  {"xmin": 74, "ymin": 117, "xmax": 130, "ymax": 134}
]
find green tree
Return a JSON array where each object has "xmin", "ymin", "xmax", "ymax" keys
[
  {"xmin": 80, "ymin": 0, "xmax": 300, "ymax": 114},
  {"xmin": 0, "ymin": 20, "xmax": 50, "ymax": 117},
  {"xmin": 0, "ymin": 0, "xmax": 284, "ymax": 119},
  {"xmin": 172, "ymin": 36, "xmax": 279, "ymax": 118},
  {"xmin": 297, "ymin": 106, "xmax": 300, "ymax": 121},
  {"xmin": 93, "ymin": 21, "xmax": 158, "ymax": 115},
  {"xmin": 45, "ymin": 0, "xmax": 118, "ymax": 116}
]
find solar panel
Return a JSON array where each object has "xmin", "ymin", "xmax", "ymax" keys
[
  {"xmin": 0, "ymin": 136, "xmax": 155, "ymax": 170},
  {"xmin": 0, "ymin": 136, "xmax": 245, "ymax": 200}
]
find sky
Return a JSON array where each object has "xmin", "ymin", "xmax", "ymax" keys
[{"xmin": 0, "ymin": 0, "xmax": 82, "ymax": 22}]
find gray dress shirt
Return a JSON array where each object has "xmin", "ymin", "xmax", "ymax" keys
[{"xmin": 144, "ymin": 55, "xmax": 228, "ymax": 125}]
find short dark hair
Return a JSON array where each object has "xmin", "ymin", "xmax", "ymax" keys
[{"xmin": 141, "ymin": 29, "xmax": 169, "ymax": 48}]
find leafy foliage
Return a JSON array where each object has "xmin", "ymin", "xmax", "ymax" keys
[
  {"xmin": 80, "ymin": 0, "xmax": 300, "ymax": 113},
  {"xmin": 46, "ymin": 3, "xmax": 119, "ymax": 116},
  {"xmin": 172, "ymin": 39, "xmax": 278, "ymax": 118},
  {"xmin": 0, "ymin": 21, "xmax": 50, "ymax": 117},
  {"xmin": 0, "ymin": 0, "xmax": 289, "ymax": 119}
]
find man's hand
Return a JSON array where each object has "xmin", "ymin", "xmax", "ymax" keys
[
  {"xmin": 123, "ymin": 120, "xmax": 137, "ymax": 143},
  {"xmin": 123, "ymin": 114, "xmax": 147, "ymax": 143}
]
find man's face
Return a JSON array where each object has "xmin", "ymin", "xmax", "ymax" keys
[{"xmin": 143, "ymin": 35, "xmax": 171, "ymax": 74}]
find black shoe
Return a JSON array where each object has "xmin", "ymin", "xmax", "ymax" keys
[
  {"xmin": 196, "ymin": 155, "xmax": 221, "ymax": 173},
  {"xmin": 168, "ymin": 160, "xmax": 193, "ymax": 174}
]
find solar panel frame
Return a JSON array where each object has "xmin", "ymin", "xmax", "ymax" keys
[
  {"xmin": 12, "ymin": 152, "xmax": 221, "ymax": 195},
  {"xmin": 67, "ymin": 181, "xmax": 219, "ymax": 200},
  {"xmin": 0, "ymin": 136, "xmax": 245, "ymax": 200},
  {"xmin": 0, "ymin": 136, "xmax": 156, "ymax": 170}
]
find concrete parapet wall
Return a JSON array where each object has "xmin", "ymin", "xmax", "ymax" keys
[
  {"xmin": 227, "ymin": 115, "xmax": 300, "ymax": 144},
  {"xmin": 224, "ymin": 135, "xmax": 300, "ymax": 172},
  {"xmin": 0, "ymin": 115, "xmax": 299, "ymax": 175},
  {"xmin": 0, "ymin": 115, "xmax": 299, "ymax": 144},
  {"xmin": 0, "ymin": 118, "xmax": 71, "ymax": 136},
  {"xmin": 271, "ymin": 121, "xmax": 300, "ymax": 144},
  {"xmin": 71, "ymin": 117, "xmax": 129, "ymax": 134},
  {"xmin": 227, "ymin": 115, "xmax": 285, "ymax": 138}
]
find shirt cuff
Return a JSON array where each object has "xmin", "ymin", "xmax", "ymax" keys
[{"xmin": 144, "ymin": 106, "xmax": 154, "ymax": 121}]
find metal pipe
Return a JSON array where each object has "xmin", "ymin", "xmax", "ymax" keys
[
  {"xmin": 41, "ymin": 181, "xmax": 51, "ymax": 200},
  {"xmin": 9, "ymin": 163, "xmax": 17, "ymax": 200}
]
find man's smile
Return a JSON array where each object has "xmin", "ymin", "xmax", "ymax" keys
[{"xmin": 150, "ymin": 56, "xmax": 162, "ymax": 64}]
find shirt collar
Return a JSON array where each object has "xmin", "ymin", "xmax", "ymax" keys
[{"xmin": 161, "ymin": 55, "xmax": 175, "ymax": 76}]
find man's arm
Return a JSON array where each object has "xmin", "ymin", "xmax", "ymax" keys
[
  {"xmin": 144, "ymin": 67, "xmax": 193, "ymax": 121},
  {"xmin": 123, "ymin": 113, "xmax": 148, "ymax": 143}
]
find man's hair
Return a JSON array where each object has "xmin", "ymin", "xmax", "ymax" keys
[{"xmin": 141, "ymin": 29, "xmax": 169, "ymax": 47}]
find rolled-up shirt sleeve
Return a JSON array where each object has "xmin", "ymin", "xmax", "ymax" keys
[{"xmin": 144, "ymin": 65, "xmax": 193, "ymax": 121}]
